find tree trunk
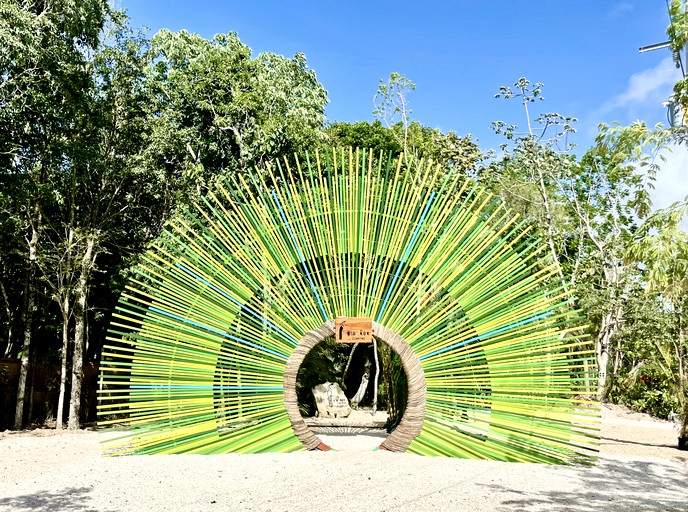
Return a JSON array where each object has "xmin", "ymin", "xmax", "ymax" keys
[
  {"xmin": 595, "ymin": 311, "xmax": 614, "ymax": 400},
  {"xmin": 13, "ymin": 286, "xmax": 33, "ymax": 430},
  {"xmin": 371, "ymin": 338, "xmax": 380, "ymax": 414},
  {"xmin": 14, "ymin": 217, "xmax": 40, "ymax": 430},
  {"xmin": 56, "ymin": 296, "xmax": 70, "ymax": 430},
  {"xmin": 676, "ymin": 300, "xmax": 685, "ymax": 384},
  {"xmin": 535, "ymin": 164, "xmax": 569, "ymax": 294},
  {"xmin": 594, "ymin": 256, "xmax": 626, "ymax": 400},
  {"xmin": 68, "ymin": 235, "xmax": 96, "ymax": 430},
  {"xmin": 612, "ymin": 335, "xmax": 624, "ymax": 376},
  {"xmin": 57, "ymin": 180, "xmax": 76, "ymax": 429},
  {"xmin": 341, "ymin": 343, "xmax": 358, "ymax": 389},
  {"xmin": 351, "ymin": 358, "xmax": 371, "ymax": 407},
  {"xmin": 28, "ymin": 360, "xmax": 35, "ymax": 424},
  {"xmin": 675, "ymin": 303, "xmax": 687, "ymax": 438},
  {"xmin": 1, "ymin": 281, "xmax": 14, "ymax": 356}
]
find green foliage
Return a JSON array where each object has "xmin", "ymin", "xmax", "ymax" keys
[
  {"xmin": 370, "ymin": 72, "xmax": 484, "ymax": 175},
  {"xmin": 484, "ymin": 78, "xmax": 680, "ymax": 405},
  {"xmin": 140, "ymin": 29, "xmax": 328, "ymax": 205},
  {"xmin": 378, "ymin": 343, "xmax": 407, "ymax": 432},
  {"xmin": 325, "ymin": 120, "xmax": 402, "ymax": 155},
  {"xmin": 612, "ymin": 375, "xmax": 679, "ymax": 419},
  {"xmin": 373, "ymin": 72, "xmax": 416, "ymax": 129},
  {"xmin": 627, "ymin": 200, "xmax": 688, "ymax": 300},
  {"xmin": 668, "ymin": 0, "xmax": 688, "ymax": 52},
  {"xmin": 0, "ymin": 0, "xmax": 110, "ymax": 173},
  {"xmin": 605, "ymin": 291, "xmax": 672, "ymax": 417},
  {"xmin": 668, "ymin": 0, "xmax": 688, "ymax": 118},
  {"xmin": 592, "ymin": 122, "xmax": 671, "ymax": 219},
  {"xmin": 481, "ymin": 137, "xmax": 573, "ymax": 252},
  {"xmin": 326, "ymin": 120, "xmax": 483, "ymax": 177},
  {"xmin": 626, "ymin": 202, "xmax": 688, "ymax": 434},
  {"xmin": 0, "ymin": 7, "xmax": 332, "ymax": 426}
]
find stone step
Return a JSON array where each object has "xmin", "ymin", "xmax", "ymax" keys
[{"xmin": 304, "ymin": 410, "xmax": 389, "ymax": 428}]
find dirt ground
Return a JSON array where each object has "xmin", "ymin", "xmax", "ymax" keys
[
  {"xmin": 0, "ymin": 403, "xmax": 686, "ymax": 511},
  {"xmin": 599, "ymin": 403, "xmax": 688, "ymax": 465}
]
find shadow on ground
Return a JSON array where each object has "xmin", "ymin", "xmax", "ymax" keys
[
  {"xmin": 603, "ymin": 436, "xmax": 675, "ymax": 448},
  {"xmin": 482, "ymin": 457, "xmax": 687, "ymax": 511},
  {"xmin": 0, "ymin": 486, "xmax": 110, "ymax": 512}
]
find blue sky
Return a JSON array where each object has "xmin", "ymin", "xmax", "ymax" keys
[{"xmin": 117, "ymin": 1, "xmax": 686, "ymax": 208}]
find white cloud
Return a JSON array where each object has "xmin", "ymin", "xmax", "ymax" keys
[
  {"xmin": 652, "ymin": 145, "xmax": 688, "ymax": 211},
  {"xmin": 589, "ymin": 56, "xmax": 686, "ymax": 227},
  {"xmin": 596, "ymin": 57, "xmax": 681, "ymax": 116}
]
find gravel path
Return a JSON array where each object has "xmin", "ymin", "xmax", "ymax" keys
[{"xmin": 1, "ymin": 404, "xmax": 686, "ymax": 512}]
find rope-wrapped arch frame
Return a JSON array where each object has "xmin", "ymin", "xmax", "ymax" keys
[{"xmin": 283, "ymin": 320, "xmax": 426, "ymax": 452}]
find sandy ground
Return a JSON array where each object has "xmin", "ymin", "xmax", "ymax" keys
[{"xmin": 1, "ymin": 404, "xmax": 686, "ymax": 512}]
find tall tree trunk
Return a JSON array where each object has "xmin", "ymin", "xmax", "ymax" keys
[
  {"xmin": 56, "ymin": 296, "xmax": 70, "ymax": 430},
  {"xmin": 351, "ymin": 358, "xmax": 371, "ymax": 407},
  {"xmin": 14, "ymin": 286, "xmax": 33, "ymax": 429},
  {"xmin": 28, "ymin": 359, "xmax": 35, "ymax": 424},
  {"xmin": 674, "ymin": 303, "xmax": 686, "ymax": 437},
  {"xmin": 14, "ymin": 215, "xmax": 40, "ymax": 430},
  {"xmin": 678, "ymin": 306, "xmax": 687, "ymax": 437},
  {"xmin": 68, "ymin": 235, "xmax": 96, "ymax": 430},
  {"xmin": 676, "ymin": 299, "xmax": 685, "ymax": 384},
  {"xmin": 595, "ymin": 310, "xmax": 617, "ymax": 399},
  {"xmin": 371, "ymin": 338, "xmax": 380, "ymax": 414},
  {"xmin": 57, "ymin": 177, "xmax": 77, "ymax": 429},
  {"xmin": 612, "ymin": 335, "xmax": 624, "ymax": 376},
  {"xmin": 594, "ymin": 255, "xmax": 626, "ymax": 400},
  {"xmin": 535, "ymin": 164, "xmax": 569, "ymax": 294},
  {"xmin": 1, "ymin": 281, "xmax": 14, "ymax": 356}
]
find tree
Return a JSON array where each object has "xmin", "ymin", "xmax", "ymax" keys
[
  {"xmin": 140, "ymin": 29, "xmax": 328, "ymax": 206},
  {"xmin": 486, "ymin": 78, "xmax": 577, "ymax": 292},
  {"xmin": 570, "ymin": 123, "xmax": 671, "ymax": 396},
  {"xmin": 326, "ymin": 120, "xmax": 483, "ymax": 178},
  {"xmin": 626, "ymin": 200, "xmax": 688, "ymax": 438},
  {"xmin": 371, "ymin": 72, "xmax": 486, "ymax": 177},
  {"xmin": 589, "ymin": 3, "xmax": 688, "ymax": 406},
  {"xmin": 325, "ymin": 120, "xmax": 401, "ymax": 156},
  {"xmin": 0, "ymin": 15, "xmax": 333, "ymax": 429},
  {"xmin": 62, "ymin": 21, "xmax": 160, "ymax": 429},
  {"xmin": 0, "ymin": 0, "xmax": 111, "ymax": 429},
  {"xmin": 373, "ymin": 72, "xmax": 415, "ymax": 161},
  {"xmin": 0, "ymin": 187, "xmax": 24, "ymax": 357},
  {"xmin": 485, "ymin": 78, "xmax": 672, "ymax": 398}
]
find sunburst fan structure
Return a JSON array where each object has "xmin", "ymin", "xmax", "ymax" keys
[{"xmin": 99, "ymin": 148, "xmax": 600, "ymax": 462}]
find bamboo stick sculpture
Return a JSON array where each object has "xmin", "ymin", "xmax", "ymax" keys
[{"xmin": 98, "ymin": 148, "xmax": 600, "ymax": 462}]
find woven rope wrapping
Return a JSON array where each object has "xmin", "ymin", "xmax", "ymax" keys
[
  {"xmin": 99, "ymin": 148, "xmax": 600, "ymax": 462},
  {"xmin": 283, "ymin": 320, "xmax": 426, "ymax": 451}
]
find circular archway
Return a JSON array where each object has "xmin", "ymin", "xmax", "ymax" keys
[{"xmin": 283, "ymin": 320, "xmax": 426, "ymax": 452}]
